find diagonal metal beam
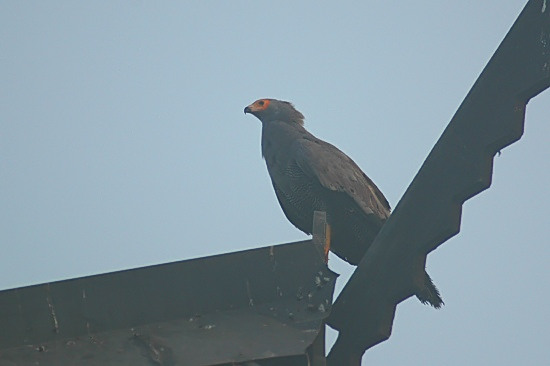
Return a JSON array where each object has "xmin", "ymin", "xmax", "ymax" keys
[{"xmin": 327, "ymin": 0, "xmax": 550, "ymax": 363}]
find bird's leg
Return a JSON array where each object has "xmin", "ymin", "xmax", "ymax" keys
[
  {"xmin": 324, "ymin": 223, "xmax": 331, "ymax": 263},
  {"xmin": 312, "ymin": 211, "xmax": 330, "ymax": 263}
]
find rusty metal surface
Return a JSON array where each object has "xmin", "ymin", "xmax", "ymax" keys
[
  {"xmin": 0, "ymin": 240, "xmax": 336, "ymax": 365},
  {"xmin": 327, "ymin": 0, "xmax": 550, "ymax": 363}
]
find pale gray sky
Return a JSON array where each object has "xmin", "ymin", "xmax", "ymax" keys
[{"xmin": 1, "ymin": 1, "xmax": 549, "ymax": 364}]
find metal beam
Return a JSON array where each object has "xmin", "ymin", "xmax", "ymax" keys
[{"xmin": 327, "ymin": 0, "xmax": 550, "ymax": 363}]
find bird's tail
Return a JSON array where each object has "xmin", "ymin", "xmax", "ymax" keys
[{"xmin": 415, "ymin": 271, "xmax": 444, "ymax": 308}]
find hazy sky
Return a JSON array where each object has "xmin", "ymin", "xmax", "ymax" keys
[{"xmin": 1, "ymin": 1, "xmax": 549, "ymax": 364}]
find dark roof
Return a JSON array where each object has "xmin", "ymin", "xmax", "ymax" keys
[{"xmin": 0, "ymin": 240, "xmax": 336, "ymax": 365}]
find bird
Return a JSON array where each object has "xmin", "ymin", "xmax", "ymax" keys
[{"xmin": 244, "ymin": 98, "xmax": 443, "ymax": 308}]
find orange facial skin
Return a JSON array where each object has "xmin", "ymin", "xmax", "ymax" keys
[{"xmin": 244, "ymin": 99, "xmax": 271, "ymax": 113}]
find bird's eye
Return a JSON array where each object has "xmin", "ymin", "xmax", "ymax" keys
[{"xmin": 258, "ymin": 100, "xmax": 265, "ymax": 106}]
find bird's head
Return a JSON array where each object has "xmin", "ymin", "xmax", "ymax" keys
[{"xmin": 244, "ymin": 98, "xmax": 304, "ymax": 126}]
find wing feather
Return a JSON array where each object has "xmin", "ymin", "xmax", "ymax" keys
[{"xmin": 292, "ymin": 137, "xmax": 391, "ymax": 220}]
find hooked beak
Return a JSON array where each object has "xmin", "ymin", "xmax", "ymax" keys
[{"xmin": 244, "ymin": 106, "xmax": 252, "ymax": 114}]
